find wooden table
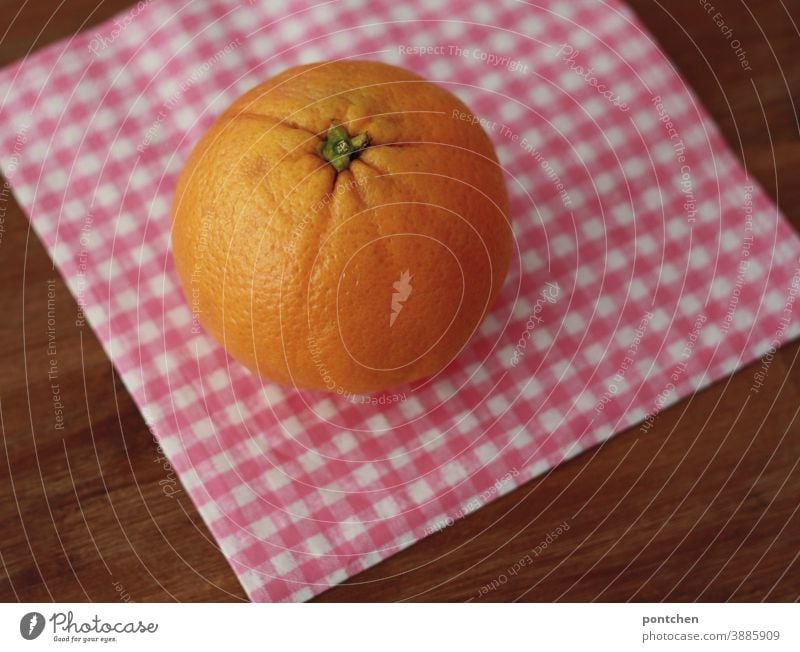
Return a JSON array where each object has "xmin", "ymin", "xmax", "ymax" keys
[{"xmin": 1, "ymin": 0, "xmax": 798, "ymax": 602}]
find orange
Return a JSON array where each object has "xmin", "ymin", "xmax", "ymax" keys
[{"xmin": 171, "ymin": 60, "xmax": 512, "ymax": 395}]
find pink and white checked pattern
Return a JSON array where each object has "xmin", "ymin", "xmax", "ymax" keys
[{"xmin": 1, "ymin": 0, "xmax": 799, "ymax": 601}]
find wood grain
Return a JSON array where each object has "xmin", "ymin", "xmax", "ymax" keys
[{"xmin": 0, "ymin": 0, "xmax": 798, "ymax": 602}]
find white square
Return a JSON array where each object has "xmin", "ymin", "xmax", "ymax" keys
[
  {"xmin": 643, "ymin": 187, "xmax": 663, "ymax": 210},
  {"xmin": 551, "ymin": 358, "xmax": 574, "ymax": 381},
  {"xmin": 635, "ymin": 357, "xmax": 656, "ymax": 380},
  {"xmin": 116, "ymin": 213, "xmax": 137, "ymax": 237},
  {"xmin": 366, "ymin": 413, "xmax": 391, "ymax": 432},
  {"xmin": 612, "ymin": 202, "xmax": 634, "ymax": 225},
  {"xmin": 442, "ymin": 462, "xmax": 467, "ymax": 485},
  {"xmin": 519, "ymin": 15, "xmax": 543, "ymax": 38},
  {"xmin": 137, "ymin": 320, "xmax": 159, "ymax": 343},
  {"xmin": 263, "ymin": 467, "xmax": 290, "ymax": 491},
  {"xmin": 481, "ymin": 313, "xmax": 501, "ymax": 336},
  {"xmin": 192, "ymin": 417, "xmax": 216, "ymax": 442},
  {"xmin": 653, "ymin": 141, "xmax": 674, "ymax": 164},
  {"xmin": 513, "ymin": 298, "xmax": 532, "ymax": 320},
  {"xmin": 408, "ymin": 479, "xmax": 434, "ymax": 502},
  {"xmin": 596, "ymin": 172, "xmax": 615, "ymax": 193},
  {"xmin": 158, "ymin": 434, "xmax": 182, "ymax": 459},
  {"xmin": 43, "ymin": 94, "xmax": 67, "ymax": 117},
  {"xmin": 487, "ymin": 394, "xmax": 509, "ymax": 416},
  {"xmin": 666, "ymin": 218, "xmax": 689, "ymax": 240},
  {"xmin": 433, "ymin": 379, "xmax": 456, "ymax": 402},
  {"xmin": 563, "ymin": 312, "xmax": 586, "ymax": 334},
  {"xmin": 551, "ymin": 234, "xmax": 575, "ymax": 257},
  {"xmin": 281, "ymin": 416, "xmax": 303, "ymax": 437},
  {"xmin": 429, "ymin": 59, "xmax": 453, "ymax": 81},
  {"xmin": 224, "ymin": 403, "xmax": 249, "ymax": 424},
  {"xmin": 734, "ymin": 308, "xmax": 755, "ymax": 330},
  {"xmin": 291, "ymin": 586, "xmax": 314, "ymax": 602},
  {"xmin": 604, "ymin": 127, "xmax": 625, "ymax": 148},
  {"xmin": 231, "ymin": 484, "xmax": 255, "ymax": 508},
  {"xmin": 530, "ymin": 85, "xmax": 553, "ymax": 106},
  {"xmin": 689, "ymin": 246, "xmax": 711, "ymax": 269},
  {"xmin": 503, "ymin": 340, "xmax": 526, "ymax": 372},
  {"xmin": 596, "ymin": 295, "xmax": 615, "ymax": 317},
  {"xmin": 573, "ymin": 141, "xmax": 596, "ymax": 166},
  {"xmin": 522, "ymin": 250, "xmax": 544, "ymax": 272},
  {"xmin": 239, "ymin": 570, "xmax": 265, "ymax": 595},
  {"xmin": 46, "ymin": 168, "xmax": 68, "ymax": 191},
  {"xmin": 696, "ymin": 200, "xmax": 718, "ymax": 223},
  {"xmin": 607, "ymin": 249, "xmax": 626, "ymax": 271},
  {"xmin": 469, "ymin": 362, "xmax": 489, "ymax": 385},
  {"xmin": 97, "ymin": 181, "xmax": 121, "ymax": 205},
  {"xmin": 575, "ymin": 265, "xmax": 593, "ymax": 287},
  {"xmin": 660, "ymin": 263, "xmax": 680, "ymax": 285},
  {"xmin": 474, "ymin": 442, "xmax": 499, "ymax": 465},
  {"xmin": 558, "ymin": 71, "xmax": 583, "ymax": 93},
  {"xmin": 286, "ymin": 499, "xmax": 309, "ymax": 519},
  {"xmin": 583, "ymin": 342, "xmax": 604, "ymax": 364},
  {"xmin": 374, "ymin": 496, "xmax": 398, "ymax": 519},
  {"xmin": 539, "ymin": 408, "xmax": 562, "ymax": 431},
  {"xmin": 584, "ymin": 98, "xmax": 606, "ymax": 119},
  {"xmin": 633, "ymin": 109, "xmax": 656, "ymax": 131},
  {"xmin": 744, "ymin": 259, "xmax": 764, "ymax": 282},
  {"xmin": 679, "ymin": 294, "xmax": 702, "ymax": 316},
  {"xmin": 614, "ymin": 326, "xmax": 634, "ymax": 348},
  {"xmin": 271, "ymin": 551, "xmax": 296, "ymax": 576},
  {"xmin": 388, "ymin": 448, "xmax": 412, "ymax": 471},
  {"xmin": 701, "ymin": 324, "xmax": 722, "ymax": 346},
  {"xmin": 339, "ymin": 520, "xmax": 366, "ymax": 542},
  {"xmin": 574, "ymin": 391, "xmax": 597, "ymax": 412},
  {"xmin": 623, "ymin": 157, "xmax": 647, "ymax": 179},
  {"xmin": 174, "ymin": 107, "xmax": 196, "ymax": 131},
  {"xmin": 638, "ymin": 234, "xmax": 658, "ymax": 255},
  {"xmin": 441, "ymin": 20, "xmax": 465, "ymax": 39},
  {"xmin": 711, "ymin": 277, "xmax": 732, "ymax": 300},
  {"xmin": 720, "ymin": 230, "xmax": 741, "ymax": 251},
  {"xmin": 532, "ymin": 329, "xmax": 553, "ymax": 350},
  {"xmin": 629, "ymin": 278, "xmax": 648, "ymax": 300},
  {"xmin": 165, "ymin": 305, "xmax": 190, "ymax": 329},
  {"xmin": 298, "ymin": 450, "xmax": 324, "ymax": 474},
  {"xmin": 510, "ymin": 427, "xmax": 534, "ymax": 449},
  {"xmin": 354, "ymin": 464, "xmax": 379, "ymax": 487},
  {"xmin": 668, "ymin": 340, "xmax": 686, "ymax": 360},
  {"xmin": 592, "ymin": 53, "xmax": 614, "ymax": 75},
  {"xmin": 306, "ymin": 533, "xmax": 331, "ymax": 556},
  {"xmin": 620, "ymin": 37, "xmax": 647, "ymax": 60},
  {"xmin": 209, "ymin": 452, "xmax": 233, "ymax": 475},
  {"xmin": 331, "ymin": 431, "xmax": 357, "ymax": 456},
  {"xmin": 399, "ymin": 397, "xmax": 424, "ymax": 418},
  {"xmin": 764, "ymin": 289, "xmax": 785, "ymax": 312},
  {"xmin": 500, "ymin": 101, "xmax": 524, "ymax": 123},
  {"xmin": 180, "ymin": 468, "xmax": 203, "ymax": 492},
  {"xmin": 115, "ymin": 289, "xmax": 137, "ymax": 310},
  {"xmin": 469, "ymin": 3, "xmax": 491, "ymax": 21},
  {"xmin": 313, "ymin": 399, "xmax": 336, "ymax": 419},
  {"xmin": 197, "ymin": 500, "xmax": 222, "ymax": 523},
  {"xmin": 582, "ymin": 218, "xmax": 604, "ymax": 240},
  {"xmin": 111, "ymin": 138, "xmax": 135, "ymax": 160}
]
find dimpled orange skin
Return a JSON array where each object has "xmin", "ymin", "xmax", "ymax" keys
[{"xmin": 171, "ymin": 61, "xmax": 512, "ymax": 395}]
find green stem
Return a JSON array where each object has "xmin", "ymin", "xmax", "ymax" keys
[{"xmin": 319, "ymin": 123, "xmax": 370, "ymax": 172}]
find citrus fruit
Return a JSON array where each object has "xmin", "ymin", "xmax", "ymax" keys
[{"xmin": 171, "ymin": 60, "xmax": 512, "ymax": 395}]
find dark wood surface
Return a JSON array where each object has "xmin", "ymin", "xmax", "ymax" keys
[{"xmin": 1, "ymin": 0, "xmax": 798, "ymax": 602}]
